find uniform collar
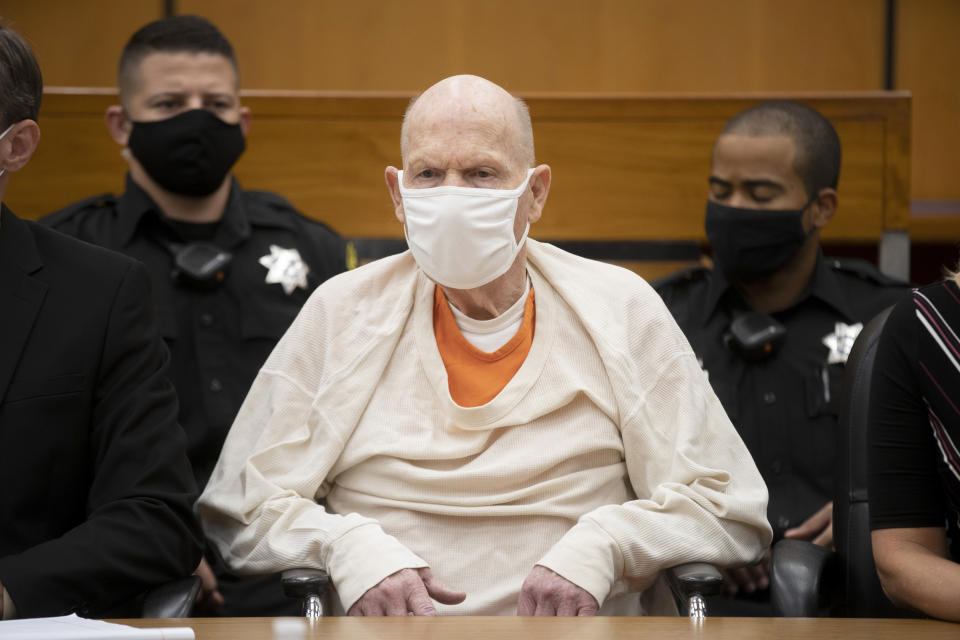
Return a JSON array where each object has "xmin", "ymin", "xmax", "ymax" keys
[
  {"xmin": 114, "ymin": 173, "xmax": 251, "ymax": 248},
  {"xmin": 701, "ymin": 249, "xmax": 856, "ymax": 325}
]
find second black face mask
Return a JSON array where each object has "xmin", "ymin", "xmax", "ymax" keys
[
  {"xmin": 127, "ymin": 109, "xmax": 246, "ymax": 197},
  {"xmin": 705, "ymin": 199, "xmax": 811, "ymax": 283}
]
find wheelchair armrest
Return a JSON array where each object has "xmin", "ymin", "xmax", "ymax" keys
[
  {"xmin": 282, "ymin": 568, "xmax": 330, "ymax": 619},
  {"xmin": 281, "ymin": 568, "xmax": 330, "ymax": 599},
  {"xmin": 667, "ymin": 562, "xmax": 723, "ymax": 617},
  {"xmin": 141, "ymin": 575, "xmax": 201, "ymax": 618},
  {"xmin": 769, "ymin": 539, "xmax": 835, "ymax": 617}
]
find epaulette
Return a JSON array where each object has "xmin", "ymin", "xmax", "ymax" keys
[
  {"xmin": 651, "ymin": 264, "xmax": 710, "ymax": 292},
  {"xmin": 826, "ymin": 257, "xmax": 909, "ymax": 287},
  {"xmin": 42, "ymin": 193, "xmax": 117, "ymax": 225}
]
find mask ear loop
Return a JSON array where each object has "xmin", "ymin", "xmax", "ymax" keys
[{"xmin": 0, "ymin": 122, "xmax": 17, "ymax": 178}]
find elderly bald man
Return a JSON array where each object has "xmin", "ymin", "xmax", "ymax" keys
[{"xmin": 198, "ymin": 75, "xmax": 772, "ymax": 617}]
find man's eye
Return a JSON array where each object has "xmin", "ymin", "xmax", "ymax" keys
[
  {"xmin": 750, "ymin": 191, "xmax": 776, "ymax": 203},
  {"xmin": 710, "ymin": 186, "xmax": 731, "ymax": 200},
  {"xmin": 475, "ymin": 170, "xmax": 491, "ymax": 178},
  {"xmin": 419, "ymin": 169, "xmax": 436, "ymax": 178}
]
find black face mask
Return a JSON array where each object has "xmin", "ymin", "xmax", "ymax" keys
[
  {"xmin": 127, "ymin": 109, "xmax": 246, "ymax": 197},
  {"xmin": 705, "ymin": 199, "xmax": 812, "ymax": 283}
]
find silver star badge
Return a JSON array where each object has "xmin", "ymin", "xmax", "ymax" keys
[
  {"xmin": 822, "ymin": 321, "xmax": 863, "ymax": 365},
  {"xmin": 258, "ymin": 245, "xmax": 309, "ymax": 295}
]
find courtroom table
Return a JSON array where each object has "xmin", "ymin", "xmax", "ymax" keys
[{"xmin": 117, "ymin": 616, "xmax": 959, "ymax": 639}]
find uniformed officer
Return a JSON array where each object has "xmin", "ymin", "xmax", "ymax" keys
[
  {"xmin": 42, "ymin": 15, "xmax": 350, "ymax": 616},
  {"xmin": 655, "ymin": 100, "xmax": 909, "ymax": 612}
]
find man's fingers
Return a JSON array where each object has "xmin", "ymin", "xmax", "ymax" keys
[
  {"xmin": 406, "ymin": 583, "xmax": 438, "ymax": 616},
  {"xmin": 419, "ymin": 567, "xmax": 467, "ymax": 605},
  {"xmin": 369, "ymin": 597, "xmax": 390, "ymax": 617},
  {"xmin": 192, "ymin": 558, "xmax": 225, "ymax": 613},
  {"xmin": 516, "ymin": 566, "xmax": 599, "ymax": 617},
  {"xmin": 812, "ymin": 523, "xmax": 834, "ymax": 548},
  {"xmin": 517, "ymin": 591, "xmax": 536, "ymax": 616},
  {"xmin": 750, "ymin": 563, "xmax": 769, "ymax": 590},
  {"xmin": 349, "ymin": 568, "xmax": 429, "ymax": 616},
  {"xmin": 725, "ymin": 560, "xmax": 771, "ymax": 594},
  {"xmin": 385, "ymin": 591, "xmax": 410, "ymax": 616},
  {"xmin": 731, "ymin": 567, "xmax": 756, "ymax": 591},
  {"xmin": 784, "ymin": 502, "xmax": 833, "ymax": 539},
  {"xmin": 720, "ymin": 569, "xmax": 737, "ymax": 595},
  {"xmin": 195, "ymin": 590, "xmax": 224, "ymax": 613}
]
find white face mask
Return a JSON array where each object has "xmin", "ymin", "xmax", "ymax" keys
[
  {"xmin": 0, "ymin": 123, "xmax": 14, "ymax": 179},
  {"xmin": 398, "ymin": 168, "xmax": 535, "ymax": 289}
]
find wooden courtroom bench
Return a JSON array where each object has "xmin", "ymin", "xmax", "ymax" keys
[{"xmin": 6, "ymin": 89, "xmax": 914, "ymax": 281}]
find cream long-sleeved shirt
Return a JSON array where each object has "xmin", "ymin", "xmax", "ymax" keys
[{"xmin": 198, "ymin": 240, "xmax": 772, "ymax": 615}]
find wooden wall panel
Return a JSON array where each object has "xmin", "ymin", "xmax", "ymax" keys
[
  {"xmin": 5, "ymin": 92, "xmax": 910, "ymax": 249},
  {"xmin": 0, "ymin": 1, "xmax": 162, "ymax": 87},
  {"xmin": 5, "ymin": 93, "xmax": 129, "ymax": 216},
  {"xmin": 181, "ymin": 0, "xmax": 885, "ymax": 93},
  {"xmin": 5, "ymin": 0, "xmax": 956, "ymax": 224},
  {"xmin": 896, "ymin": 0, "xmax": 960, "ymax": 207}
]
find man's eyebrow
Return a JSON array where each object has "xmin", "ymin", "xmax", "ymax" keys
[
  {"xmin": 145, "ymin": 91, "xmax": 185, "ymax": 101},
  {"xmin": 708, "ymin": 176, "xmax": 731, "ymax": 187}
]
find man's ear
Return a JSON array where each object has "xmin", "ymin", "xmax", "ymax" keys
[
  {"xmin": 384, "ymin": 166, "xmax": 405, "ymax": 224},
  {"xmin": 105, "ymin": 105, "xmax": 132, "ymax": 146},
  {"xmin": 525, "ymin": 164, "xmax": 552, "ymax": 224},
  {"xmin": 239, "ymin": 105, "xmax": 252, "ymax": 137},
  {"xmin": 810, "ymin": 187, "xmax": 838, "ymax": 229},
  {"xmin": 0, "ymin": 120, "xmax": 41, "ymax": 173}
]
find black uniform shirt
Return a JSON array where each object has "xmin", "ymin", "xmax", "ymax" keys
[
  {"xmin": 42, "ymin": 176, "xmax": 350, "ymax": 490},
  {"xmin": 655, "ymin": 253, "xmax": 909, "ymax": 540}
]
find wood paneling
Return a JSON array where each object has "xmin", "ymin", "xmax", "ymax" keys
[
  {"xmin": 181, "ymin": 0, "xmax": 886, "ymax": 92},
  {"xmin": 0, "ymin": 1, "xmax": 162, "ymax": 87},
  {"xmin": 3, "ymin": 0, "xmax": 957, "ymax": 213},
  {"xmin": 6, "ymin": 91, "xmax": 912, "ymax": 249},
  {"xmin": 896, "ymin": 0, "xmax": 960, "ymax": 206}
]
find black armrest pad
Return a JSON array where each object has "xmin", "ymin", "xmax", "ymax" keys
[
  {"xmin": 769, "ymin": 539, "xmax": 835, "ymax": 617},
  {"xmin": 667, "ymin": 562, "xmax": 724, "ymax": 601},
  {"xmin": 281, "ymin": 568, "xmax": 330, "ymax": 599},
  {"xmin": 141, "ymin": 575, "xmax": 201, "ymax": 618}
]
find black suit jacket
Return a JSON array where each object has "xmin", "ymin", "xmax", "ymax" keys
[{"xmin": 0, "ymin": 205, "xmax": 204, "ymax": 618}]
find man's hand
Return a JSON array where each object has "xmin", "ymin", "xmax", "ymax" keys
[
  {"xmin": 517, "ymin": 565, "xmax": 599, "ymax": 616},
  {"xmin": 784, "ymin": 502, "xmax": 834, "ymax": 548},
  {"xmin": 348, "ymin": 567, "xmax": 466, "ymax": 616},
  {"xmin": 722, "ymin": 552, "xmax": 770, "ymax": 595},
  {"xmin": 194, "ymin": 557, "xmax": 225, "ymax": 613}
]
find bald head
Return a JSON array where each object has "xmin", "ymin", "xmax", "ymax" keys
[{"xmin": 401, "ymin": 75, "xmax": 535, "ymax": 168}]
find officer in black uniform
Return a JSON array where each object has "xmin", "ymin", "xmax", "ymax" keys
[
  {"xmin": 655, "ymin": 100, "xmax": 909, "ymax": 613},
  {"xmin": 42, "ymin": 16, "xmax": 350, "ymax": 616}
]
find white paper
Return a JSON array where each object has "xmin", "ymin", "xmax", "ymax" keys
[{"xmin": 0, "ymin": 614, "xmax": 194, "ymax": 639}]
